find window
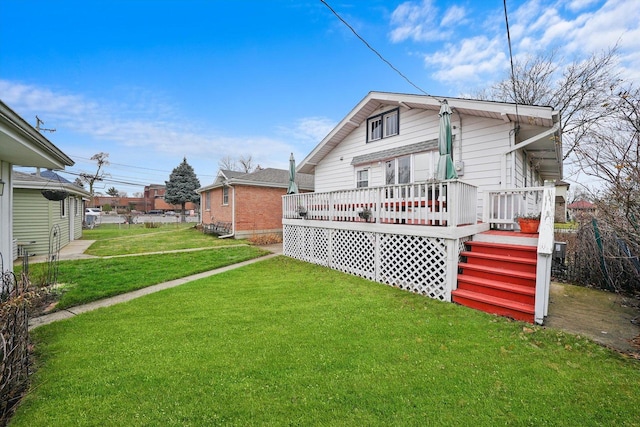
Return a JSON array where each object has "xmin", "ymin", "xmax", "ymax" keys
[
  {"xmin": 356, "ymin": 169, "xmax": 369, "ymax": 188},
  {"xmin": 205, "ymin": 192, "xmax": 211, "ymax": 210},
  {"xmin": 60, "ymin": 199, "xmax": 66, "ymax": 217},
  {"xmin": 369, "ymin": 117, "xmax": 382, "ymax": 141},
  {"xmin": 385, "ymin": 155, "xmax": 411, "ymax": 185},
  {"xmin": 384, "ymin": 110, "xmax": 398, "ymax": 137},
  {"xmin": 222, "ymin": 187, "xmax": 229, "ymax": 205},
  {"xmin": 367, "ymin": 108, "xmax": 399, "ymax": 142}
]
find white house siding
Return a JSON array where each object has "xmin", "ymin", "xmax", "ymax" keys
[
  {"xmin": 315, "ymin": 107, "xmax": 441, "ymax": 192},
  {"xmin": 13, "ymin": 189, "xmax": 72, "ymax": 257},
  {"xmin": 313, "ymin": 106, "xmax": 549, "ymax": 222}
]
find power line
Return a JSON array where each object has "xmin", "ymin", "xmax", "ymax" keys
[
  {"xmin": 503, "ymin": 0, "xmax": 521, "ymax": 134},
  {"xmin": 320, "ymin": 0, "xmax": 431, "ymax": 97}
]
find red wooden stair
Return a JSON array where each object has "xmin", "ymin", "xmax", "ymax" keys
[{"xmin": 453, "ymin": 240, "xmax": 537, "ymax": 323}]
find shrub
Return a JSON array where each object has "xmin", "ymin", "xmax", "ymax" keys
[{"xmin": 247, "ymin": 234, "xmax": 282, "ymax": 245}]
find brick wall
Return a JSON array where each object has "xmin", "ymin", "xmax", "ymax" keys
[
  {"xmin": 200, "ymin": 185, "xmax": 287, "ymax": 236},
  {"xmin": 202, "ymin": 187, "xmax": 233, "ymax": 223},
  {"xmin": 235, "ymin": 186, "xmax": 285, "ymax": 232}
]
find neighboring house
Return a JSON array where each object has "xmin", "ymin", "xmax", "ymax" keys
[
  {"xmin": 143, "ymin": 184, "xmax": 197, "ymax": 213},
  {"xmin": 91, "ymin": 196, "xmax": 145, "ymax": 213},
  {"xmin": 567, "ymin": 199, "xmax": 596, "ymax": 221},
  {"xmin": 12, "ymin": 170, "xmax": 90, "ymax": 258},
  {"xmin": 283, "ymin": 91, "xmax": 564, "ymax": 324},
  {"xmin": 197, "ymin": 168, "xmax": 314, "ymax": 239},
  {"xmin": 0, "ymin": 100, "xmax": 74, "ymax": 272}
]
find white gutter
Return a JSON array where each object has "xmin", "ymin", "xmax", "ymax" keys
[{"xmin": 218, "ymin": 184, "xmax": 235, "ymax": 239}]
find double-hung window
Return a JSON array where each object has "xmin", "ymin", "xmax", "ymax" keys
[
  {"xmin": 356, "ymin": 169, "xmax": 369, "ymax": 188},
  {"xmin": 367, "ymin": 108, "xmax": 399, "ymax": 142},
  {"xmin": 222, "ymin": 187, "xmax": 229, "ymax": 205},
  {"xmin": 205, "ymin": 192, "xmax": 211, "ymax": 210}
]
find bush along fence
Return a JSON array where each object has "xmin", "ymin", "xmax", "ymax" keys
[
  {"xmin": 553, "ymin": 219, "xmax": 640, "ymax": 296},
  {"xmin": 1, "ymin": 261, "xmax": 32, "ymax": 426}
]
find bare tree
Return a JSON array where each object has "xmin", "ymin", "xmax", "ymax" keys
[
  {"xmin": 238, "ymin": 154, "xmax": 255, "ymax": 173},
  {"xmin": 79, "ymin": 152, "xmax": 109, "ymax": 199},
  {"xmin": 477, "ymin": 46, "xmax": 622, "ymax": 163},
  {"xmin": 218, "ymin": 155, "xmax": 237, "ymax": 171},
  {"xmin": 218, "ymin": 154, "xmax": 257, "ymax": 173}
]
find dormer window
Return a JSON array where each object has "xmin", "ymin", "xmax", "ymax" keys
[{"xmin": 367, "ymin": 108, "xmax": 399, "ymax": 142}]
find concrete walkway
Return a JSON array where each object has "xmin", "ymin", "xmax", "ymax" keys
[{"xmin": 28, "ymin": 241, "xmax": 283, "ymax": 330}]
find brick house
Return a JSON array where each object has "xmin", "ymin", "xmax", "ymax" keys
[
  {"xmin": 89, "ymin": 184, "xmax": 196, "ymax": 214},
  {"xmin": 198, "ymin": 168, "xmax": 314, "ymax": 238}
]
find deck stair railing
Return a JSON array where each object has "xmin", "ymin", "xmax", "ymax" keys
[
  {"xmin": 482, "ymin": 182, "xmax": 556, "ymax": 324},
  {"xmin": 283, "ymin": 180, "xmax": 477, "ymax": 227}
]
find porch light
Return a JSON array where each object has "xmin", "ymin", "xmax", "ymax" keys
[{"xmin": 0, "ymin": 179, "xmax": 4, "ymax": 196}]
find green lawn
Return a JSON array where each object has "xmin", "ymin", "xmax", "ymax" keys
[
  {"xmin": 14, "ymin": 257, "xmax": 640, "ymax": 426},
  {"xmin": 83, "ymin": 224, "xmax": 247, "ymax": 256},
  {"xmin": 21, "ymin": 224, "xmax": 267, "ymax": 310}
]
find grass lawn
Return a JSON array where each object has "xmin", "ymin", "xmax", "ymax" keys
[
  {"xmin": 28, "ymin": 246, "xmax": 269, "ymax": 310},
  {"xmin": 82, "ymin": 224, "xmax": 247, "ymax": 256},
  {"xmin": 14, "ymin": 257, "xmax": 640, "ymax": 426}
]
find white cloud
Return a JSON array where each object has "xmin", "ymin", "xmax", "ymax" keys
[
  {"xmin": 424, "ymin": 36, "xmax": 508, "ymax": 86},
  {"xmin": 277, "ymin": 117, "xmax": 336, "ymax": 144},
  {"xmin": 441, "ymin": 5, "xmax": 466, "ymax": 27},
  {"xmin": 391, "ymin": 0, "xmax": 640, "ymax": 91},
  {"xmin": 389, "ymin": 0, "xmax": 441, "ymax": 42},
  {"xmin": 0, "ymin": 79, "xmax": 312, "ymax": 177}
]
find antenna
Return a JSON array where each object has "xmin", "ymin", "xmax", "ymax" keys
[{"xmin": 36, "ymin": 115, "xmax": 56, "ymax": 133}]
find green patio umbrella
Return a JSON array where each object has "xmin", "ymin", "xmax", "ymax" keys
[
  {"xmin": 436, "ymin": 99, "xmax": 458, "ymax": 180},
  {"xmin": 287, "ymin": 152, "xmax": 298, "ymax": 194}
]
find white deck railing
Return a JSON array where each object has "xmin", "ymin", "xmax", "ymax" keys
[
  {"xmin": 483, "ymin": 185, "xmax": 547, "ymax": 229},
  {"xmin": 283, "ymin": 180, "xmax": 478, "ymax": 227}
]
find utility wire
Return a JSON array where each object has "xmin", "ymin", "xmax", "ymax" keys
[
  {"xmin": 503, "ymin": 0, "xmax": 520, "ymax": 134},
  {"xmin": 320, "ymin": 0, "xmax": 432, "ymax": 98}
]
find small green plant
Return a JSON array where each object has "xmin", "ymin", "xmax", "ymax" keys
[
  {"xmin": 358, "ymin": 207, "xmax": 372, "ymax": 221},
  {"xmin": 143, "ymin": 221, "xmax": 161, "ymax": 228},
  {"xmin": 515, "ymin": 212, "xmax": 541, "ymax": 220}
]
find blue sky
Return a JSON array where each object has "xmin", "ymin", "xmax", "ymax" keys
[{"xmin": 1, "ymin": 0, "xmax": 638, "ymax": 194}]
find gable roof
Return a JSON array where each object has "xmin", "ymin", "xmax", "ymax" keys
[
  {"xmin": 198, "ymin": 168, "xmax": 314, "ymax": 193},
  {"xmin": 568, "ymin": 200, "xmax": 595, "ymax": 209},
  {"xmin": 13, "ymin": 170, "xmax": 90, "ymax": 198},
  {"xmin": 297, "ymin": 91, "xmax": 561, "ymax": 179}
]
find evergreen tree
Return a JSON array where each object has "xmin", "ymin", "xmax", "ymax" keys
[{"xmin": 165, "ymin": 158, "xmax": 201, "ymax": 222}]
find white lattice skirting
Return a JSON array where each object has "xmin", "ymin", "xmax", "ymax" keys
[{"xmin": 283, "ymin": 224, "xmax": 465, "ymax": 302}]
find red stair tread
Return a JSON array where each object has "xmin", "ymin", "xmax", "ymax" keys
[
  {"xmin": 460, "ymin": 251, "xmax": 536, "ymax": 266},
  {"xmin": 457, "ymin": 275, "xmax": 535, "ymax": 296},
  {"xmin": 466, "ymin": 241, "xmax": 537, "ymax": 252},
  {"xmin": 452, "ymin": 289, "xmax": 535, "ymax": 314},
  {"xmin": 458, "ymin": 262, "xmax": 536, "ymax": 280}
]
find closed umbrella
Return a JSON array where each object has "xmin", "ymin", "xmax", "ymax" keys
[
  {"xmin": 436, "ymin": 100, "xmax": 458, "ymax": 180},
  {"xmin": 287, "ymin": 152, "xmax": 298, "ymax": 194}
]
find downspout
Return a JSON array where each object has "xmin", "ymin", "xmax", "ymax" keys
[
  {"xmin": 455, "ymin": 109, "xmax": 463, "ymax": 163},
  {"xmin": 218, "ymin": 184, "xmax": 235, "ymax": 239}
]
